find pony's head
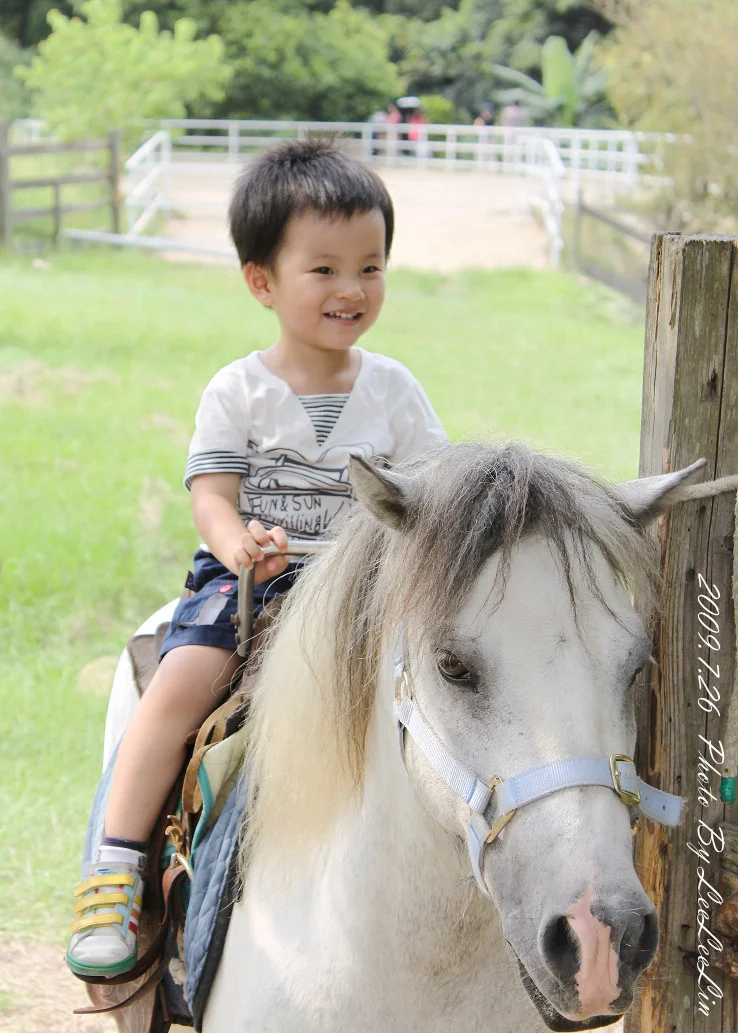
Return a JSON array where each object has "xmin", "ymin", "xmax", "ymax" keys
[{"xmin": 244, "ymin": 442, "xmax": 701, "ymax": 1031}]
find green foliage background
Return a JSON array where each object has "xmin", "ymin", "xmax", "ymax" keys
[
  {"xmin": 14, "ymin": 0, "xmax": 231, "ymax": 144},
  {"xmin": 493, "ymin": 31, "xmax": 608, "ymax": 127},
  {"xmin": 598, "ymin": 0, "xmax": 738, "ymax": 230},
  {"xmin": 216, "ymin": 1, "xmax": 400, "ymax": 121},
  {"xmin": 1, "ymin": 0, "xmax": 613, "ymax": 130}
]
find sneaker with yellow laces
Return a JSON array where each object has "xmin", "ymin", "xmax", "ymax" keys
[{"xmin": 66, "ymin": 860, "xmax": 145, "ymax": 978}]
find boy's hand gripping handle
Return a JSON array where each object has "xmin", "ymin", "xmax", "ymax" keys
[{"xmin": 234, "ymin": 539, "xmax": 333, "ymax": 658}]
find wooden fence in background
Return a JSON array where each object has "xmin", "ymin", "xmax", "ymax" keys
[
  {"xmin": 0, "ymin": 123, "xmax": 120, "ymax": 246},
  {"xmin": 572, "ymin": 190, "xmax": 652, "ymax": 302}
]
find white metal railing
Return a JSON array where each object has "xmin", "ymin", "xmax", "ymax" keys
[
  {"xmin": 124, "ymin": 128, "xmax": 172, "ymax": 235},
  {"xmin": 526, "ymin": 138, "xmax": 566, "ymax": 267},
  {"xmin": 159, "ymin": 118, "xmax": 665, "ymax": 184},
  {"xmin": 113, "ymin": 119, "xmax": 667, "ymax": 266},
  {"xmin": 154, "ymin": 120, "xmax": 573, "ymax": 265},
  {"xmin": 9, "ymin": 118, "xmax": 49, "ymax": 144}
]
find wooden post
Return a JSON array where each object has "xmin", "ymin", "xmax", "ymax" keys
[
  {"xmin": 0, "ymin": 122, "xmax": 11, "ymax": 246},
  {"xmin": 52, "ymin": 182, "xmax": 61, "ymax": 243},
  {"xmin": 628, "ymin": 234, "xmax": 738, "ymax": 1032},
  {"xmin": 109, "ymin": 129, "xmax": 121, "ymax": 235},
  {"xmin": 573, "ymin": 187, "xmax": 582, "ymax": 272}
]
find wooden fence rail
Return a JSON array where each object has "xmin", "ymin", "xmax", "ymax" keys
[
  {"xmin": 0, "ymin": 124, "xmax": 120, "ymax": 246},
  {"xmin": 572, "ymin": 191, "xmax": 653, "ymax": 301}
]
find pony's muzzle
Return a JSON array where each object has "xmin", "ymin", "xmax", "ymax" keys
[{"xmin": 539, "ymin": 889, "xmax": 659, "ymax": 1020}]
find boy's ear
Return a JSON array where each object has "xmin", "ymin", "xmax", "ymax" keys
[{"xmin": 243, "ymin": 262, "xmax": 274, "ymax": 308}]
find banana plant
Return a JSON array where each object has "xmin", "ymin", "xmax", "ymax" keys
[{"xmin": 493, "ymin": 31, "xmax": 608, "ymax": 128}]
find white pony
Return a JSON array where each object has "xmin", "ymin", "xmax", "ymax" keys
[{"xmin": 106, "ymin": 442, "xmax": 699, "ymax": 1033}]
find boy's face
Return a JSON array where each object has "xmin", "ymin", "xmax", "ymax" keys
[{"xmin": 246, "ymin": 208, "xmax": 387, "ymax": 354}]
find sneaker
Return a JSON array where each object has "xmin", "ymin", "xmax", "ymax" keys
[{"xmin": 66, "ymin": 862, "xmax": 145, "ymax": 978}]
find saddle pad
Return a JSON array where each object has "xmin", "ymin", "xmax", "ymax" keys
[{"xmin": 184, "ymin": 769, "xmax": 249, "ymax": 1030}]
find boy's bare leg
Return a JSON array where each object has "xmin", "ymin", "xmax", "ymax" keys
[{"xmin": 104, "ymin": 644, "xmax": 241, "ymax": 843}]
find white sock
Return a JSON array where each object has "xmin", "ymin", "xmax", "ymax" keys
[{"xmin": 97, "ymin": 844, "xmax": 146, "ymax": 869}]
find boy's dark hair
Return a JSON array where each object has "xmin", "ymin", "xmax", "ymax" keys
[{"xmin": 228, "ymin": 137, "xmax": 394, "ymax": 268}]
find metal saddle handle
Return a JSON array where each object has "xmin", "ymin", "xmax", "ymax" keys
[{"xmin": 234, "ymin": 538, "xmax": 333, "ymax": 658}]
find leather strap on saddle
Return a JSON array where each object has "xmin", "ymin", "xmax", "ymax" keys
[
  {"xmin": 181, "ymin": 690, "xmax": 249, "ymax": 817},
  {"xmin": 180, "ymin": 596, "xmax": 284, "ymax": 817}
]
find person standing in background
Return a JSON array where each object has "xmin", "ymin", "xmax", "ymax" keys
[
  {"xmin": 499, "ymin": 100, "xmax": 528, "ymax": 128},
  {"xmin": 474, "ymin": 104, "xmax": 495, "ymax": 127}
]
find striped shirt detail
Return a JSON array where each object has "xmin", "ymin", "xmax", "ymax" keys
[
  {"xmin": 185, "ymin": 450, "xmax": 249, "ymax": 489},
  {"xmin": 297, "ymin": 393, "xmax": 349, "ymax": 446}
]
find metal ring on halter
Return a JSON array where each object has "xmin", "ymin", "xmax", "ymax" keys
[
  {"xmin": 234, "ymin": 538, "xmax": 333, "ymax": 659},
  {"xmin": 484, "ymin": 776, "xmax": 517, "ymax": 845}
]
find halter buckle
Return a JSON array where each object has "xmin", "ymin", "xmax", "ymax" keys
[
  {"xmin": 610, "ymin": 755, "xmax": 640, "ymax": 808},
  {"xmin": 485, "ymin": 810, "xmax": 517, "ymax": 845},
  {"xmin": 395, "ymin": 668, "xmax": 412, "ymax": 702},
  {"xmin": 483, "ymin": 776, "xmax": 517, "ymax": 845}
]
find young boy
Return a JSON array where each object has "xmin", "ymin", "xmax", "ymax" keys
[{"xmin": 67, "ymin": 139, "xmax": 447, "ymax": 977}]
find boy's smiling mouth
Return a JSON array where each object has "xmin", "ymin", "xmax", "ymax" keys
[{"xmin": 325, "ymin": 311, "xmax": 362, "ymax": 323}]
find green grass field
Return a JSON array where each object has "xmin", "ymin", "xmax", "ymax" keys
[{"xmin": 0, "ymin": 247, "xmax": 644, "ymax": 942}]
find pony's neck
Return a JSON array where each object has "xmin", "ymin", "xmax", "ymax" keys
[
  {"xmin": 334, "ymin": 651, "xmax": 505, "ymax": 978},
  {"xmin": 235, "ymin": 649, "xmax": 527, "ymax": 1030}
]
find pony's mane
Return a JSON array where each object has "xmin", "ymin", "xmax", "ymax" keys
[{"xmin": 239, "ymin": 442, "xmax": 658, "ymax": 872}]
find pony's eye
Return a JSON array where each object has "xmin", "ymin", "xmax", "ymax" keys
[{"xmin": 437, "ymin": 650, "xmax": 472, "ymax": 683}]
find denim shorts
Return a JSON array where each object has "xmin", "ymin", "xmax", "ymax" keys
[{"xmin": 159, "ymin": 548, "xmax": 299, "ymax": 660}]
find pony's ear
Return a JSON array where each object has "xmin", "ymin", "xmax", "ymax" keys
[
  {"xmin": 613, "ymin": 458, "xmax": 706, "ymax": 522},
  {"xmin": 350, "ymin": 455, "xmax": 419, "ymax": 529}
]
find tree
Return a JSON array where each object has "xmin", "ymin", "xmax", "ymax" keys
[
  {"xmin": 492, "ymin": 31, "xmax": 609, "ymax": 126},
  {"xmin": 0, "ymin": 1, "xmax": 74, "ymax": 48},
  {"xmin": 4, "ymin": 0, "xmax": 618, "ymax": 128},
  {"xmin": 488, "ymin": 0, "xmax": 610, "ymax": 74},
  {"xmin": 0, "ymin": 32, "xmax": 30, "ymax": 121},
  {"xmin": 119, "ymin": 0, "xmax": 221, "ymax": 34},
  {"xmin": 418, "ymin": 94, "xmax": 462, "ymax": 123},
  {"xmin": 389, "ymin": 0, "xmax": 612, "ymax": 122},
  {"xmin": 394, "ymin": 0, "xmax": 503, "ymax": 116},
  {"xmin": 596, "ymin": 0, "xmax": 738, "ymax": 224},
  {"xmin": 380, "ymin": 0, "xmax": 463, "ymax": 16},
  {"xmin": 16, "ymin": 0, "xmax": 231, "ymax": 144},
  {"xmin": 214, "ymin": 1, "xmax": 400, "ymax": 122}
]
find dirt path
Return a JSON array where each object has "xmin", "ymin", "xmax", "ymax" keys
[
  {"xmin": 0, "ymin": 939, "xmax": 116, "ymax": 1033},
  {"xmin": 153, "ymin": 164, "xmax": 550, "ymax": 270},
  {"xmin": 0, "ymin": 940, "xmax": 188, "ymax": 1033}
]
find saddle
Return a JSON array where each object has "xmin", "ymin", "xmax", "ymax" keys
[{"xmin": 72, "ymin": 599, "xmax": 281, "ymax": 1033}]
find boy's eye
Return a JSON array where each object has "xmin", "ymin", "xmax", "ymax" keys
[
  {"xmin": 363, "ymin": 265, "xmax": 383, "ymax": 274},
  {"xmin": 312, "ymin": 266, "xmax": 333, "ymax": 275}
]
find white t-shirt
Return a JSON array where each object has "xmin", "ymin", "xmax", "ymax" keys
[{"xmin": 185, "ymin": 347, "xmax": 448, "ymax": 539}]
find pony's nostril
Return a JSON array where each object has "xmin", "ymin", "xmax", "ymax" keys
[
  {"xmin": 619, "ymin": 909, "xmax": 659, "ymax": 974},
  {"xmin": 541, "ymin": 915, "xmax": 580, "ymax": 981}
]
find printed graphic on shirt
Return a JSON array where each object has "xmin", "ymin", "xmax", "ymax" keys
[{"xmin": 238, "ymin": 440, "xmax": 374, "ymax": 538}]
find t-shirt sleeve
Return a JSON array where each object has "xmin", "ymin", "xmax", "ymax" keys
[
  {"xmin": 389, "ymin": 371, "xmax": 449, "ymax": 465},
  {"xmin": 184, "ymin": 368, "xmax": 250, "ymax": 489}
]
